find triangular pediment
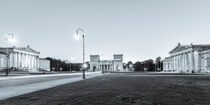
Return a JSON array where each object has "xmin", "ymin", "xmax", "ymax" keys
[
  {"xmin": 16, "ymin": 45, "xmax": 40, "ymax": 54},
  {"xmin": 169, "ymin": 43, "xmax": 191, "ymax": 54}
]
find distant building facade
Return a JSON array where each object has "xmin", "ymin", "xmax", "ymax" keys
[
  {"xmin": 90, "ymin": 54, "xmax": 124, "ymax": 72},
  {"xmin": 0, "ymin": 52, "xmax": 7, "ymax": 69},
  {"xmin": 39, "ymin": 58, "xmax": 50, "ymax": 71},
  {"xmin": 163, "ymin": 43, "xmax": 210, "ymax": 73},
  {"xmin": 0, "ymin": 45, "xmax": 40, "ymax": 71}
]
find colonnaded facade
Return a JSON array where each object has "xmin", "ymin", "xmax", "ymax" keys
[
  {"xmin": 163, "ymin": 43, "xmax": 210, "ymax": 73},
  {"xmin": 0, "ymin": 45, "xmax": 50, "ymax": 71},
  {"xmin": 90, "ymin": 54, "xmax": 124, "ymax": 72}
]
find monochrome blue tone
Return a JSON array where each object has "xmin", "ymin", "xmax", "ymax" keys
[{"xmin": 0, "ymin": 0, "xmax": 210, "ymax": 62}]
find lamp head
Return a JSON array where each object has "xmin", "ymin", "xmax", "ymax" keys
[
  {"xmin": 74, "ymin": 28, "xmax": 85, "ymax": 40},
  {"xmin": 83, "ymin": 63, "xmax": 88, "ymax": 69},
  {"xmin": 7, "ymin": 33, "xmax": 16, "ymax": 44}
]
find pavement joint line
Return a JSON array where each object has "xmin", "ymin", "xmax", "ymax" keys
[{"xmin": 0, "ymin": 72, "xmax": 101, "ymax": 81}]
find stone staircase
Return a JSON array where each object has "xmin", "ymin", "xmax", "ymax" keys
[{"xmin": 0, "ymin": 67, "xmax": 53, "ymax": 75}]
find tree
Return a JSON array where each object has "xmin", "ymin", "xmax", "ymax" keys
[
  {"xmin": 123, "ymin": 63, "xmax": 127, "ymax": 69},
  {"xmin": 144, "ymin": 59, "xmax": 155, "ymax": 71},
  {"xmin": 71, "ymin": 63, "xmax": 82, "ymax": 71},
  {"xmin": 46, "ymin": 57, "xmax": 71, "ymax": 71},
  {"xmin": 155, "ymin": 56, "xmax": 163, "ymax": 71},
  {"xmin": 127, "ymin": 61, "xmax": 133, "ymax": 71},
  {"xmin": 134, "ymin": 61, "xmax": 144, "ymax": 71}
]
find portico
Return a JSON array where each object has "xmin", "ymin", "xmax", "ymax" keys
[
  {"xmin": 163, "ymin": 43, "xmax": 210, "ymax": 73},
  {"xmin": 90, "ymin": 54, "xmax": 123, "ymax": 72},
  {"xmin": 99, "ymin": 60, "xmax": 113, "ymax": 72},
  {"xmin": 0, "ymin": 45, "xmax": 40, "ymax": 70}
]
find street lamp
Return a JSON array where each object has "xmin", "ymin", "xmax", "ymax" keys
[
  {"xmin": 5, "ymin": 33, "xmax": 16, "ymax": 76},
  {"xmin": 75, "ymin": 28, "xmax": 86, "ymax": 79}
]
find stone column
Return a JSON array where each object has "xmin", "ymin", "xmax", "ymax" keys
[
  {"xmin": 181, "ymin": 54, "xmax": 183, "ymax": 72},
  {"xmin": 31, "ymin": 55, "xmax": 33, "ymax": 68},
  {"xmin": 25, "ymin": 54, "xmax": 27, "ymax": 68},
  {"xmin": 194, "ymin": 51, "xmax": 200, "ymax": 72},
  {"xmin": 17, "ymin": 52, "xmax": 19, "ymax": 67},
  {"xmin": 181, "ymin": 54, "xmax": 184, "ymax": 71},
  {"xmin": 173, "ymin": 57, "xmax": 175, "ymax": 70},
  {"xmin": 172, "ymin": 57, "xmax": 174, "ymax": 71},
  {"xmin": 185, "ymin": 53, "xmax": 188, "ymax": 71},
  {"xmin": 10, "ymin": 53, "xmax": 14, "ymax": 68},
  {"xmin": 13, "ymin": 52, "xmax": 16, "ymax": 67},
  {"xmin": 34, "ymin": 56, "xmax": 37, "ymax": 68},
  {"xmin": 177, "ymin": 55, "xmax": 179, "ymax": 71},
  {"xmin": 31, "ymin": 55, "xmax": 33, "ymax": 69},
  {"xmin": 29, "ymin": 55, "xmax": 32, "ymax": 69},
  {"xmin": 25, "ymin": 54, "xmax": 28, "ymax": 68},
  {"xmin": 22, "ymin": 53, "xmax": 25, "ymax": 67},
  {"xmin": 33, "ymin": 56, "xmax": 36, "ymax": 68},
  {"xmin": 28, "ymin": 55, "xmax": 30, "ymax": 69},
  {"xmin": 180, "ymin": 54, "xmax": 182, "ymax": 72},
  {"xmin": 32, "ymin": 55, "xmax": 34, "ymax": 68},
  {"xmin": 15, "ymin": 52, "xmax": 18, "ymax": 67},
  {"xmin": 28, "ymin": 54, "xmax": 31, "ymax": 68},
  {"xmin": 23, "ymin": 54, "xmax": 25, "ymax": 68},
  {"xmin": 174, "ymin": 56, "xmax": 176, "ymax": 71},
  {"xmin": 20, "ymin": 53, "xmax": 22, "ymax": 67},
  {"xmin": 189, "ymin": 51, "xmax": 194, "ymax": 72},
  {"xmin": 32, "ymin": 56, "xmax": 34, "ymax": 68}
]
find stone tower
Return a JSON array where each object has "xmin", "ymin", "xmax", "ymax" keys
[
  {"xmin": 90, "ymin": 55, "xmax": 100, "ymax": 71},
  {"xmin": 113, "ymin": 54, "xmax": 123, "ymax": 71}
]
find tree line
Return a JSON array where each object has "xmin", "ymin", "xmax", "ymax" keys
[
  {"xmin": 46, "ymin": 57, "xmax": 89, "ymax": 71},
  {"xmin": 130, "ymin": 56, "xmax": 163, "ymax": 72},
  {"xmin": 45, "ymin": 56, "xmax": 163, "ymax": 72}
]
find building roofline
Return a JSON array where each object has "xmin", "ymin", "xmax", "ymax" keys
[{"xmin": 0, "ymin": 45, "xmax": 40, "ymax": 54}]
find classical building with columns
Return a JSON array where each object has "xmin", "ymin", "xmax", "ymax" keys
[
  {"xmin": 163, "ymin": 43, "xmax": 210, "ymax": 73},
  {"xmin": 90, "ymin": 54, "xmax": 124, "ymax": 72},
  {"xmin": 0, "ymin": 52, "xmax": 7, "ymax": 69},
  {"xmin": 0, "ymin": 45, "xmax": 40, "ymax": 71}
]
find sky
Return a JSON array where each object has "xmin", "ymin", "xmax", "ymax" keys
[{"xmin": 0, "ymin": 0, "xmax": 210, "ymax": 63}]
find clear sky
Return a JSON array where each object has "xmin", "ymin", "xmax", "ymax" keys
[{"xmin": 0, "ymin": 0, "xmax": 210, "ymax": 63}]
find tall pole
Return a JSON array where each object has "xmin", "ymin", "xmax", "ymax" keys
[
  {"xmin": 76, "ymin": 28, "xmax": 86, "ymax": 79},
  {"xmin": 82, "ymin": 34, "xmax": 85, "ymax": 79}
]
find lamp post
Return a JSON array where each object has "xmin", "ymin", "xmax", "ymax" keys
[
  {"xmin": 5, "ymin": 33, "xmax": 16, "ymax": 76},
  {"xmin": 75, "ymin": 28, "xmax": 86, "ymax": 79}
]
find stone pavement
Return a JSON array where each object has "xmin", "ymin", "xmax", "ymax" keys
[{"xmin": 0, "ymin": 71, "xmax": 101, "ymax": 100}]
